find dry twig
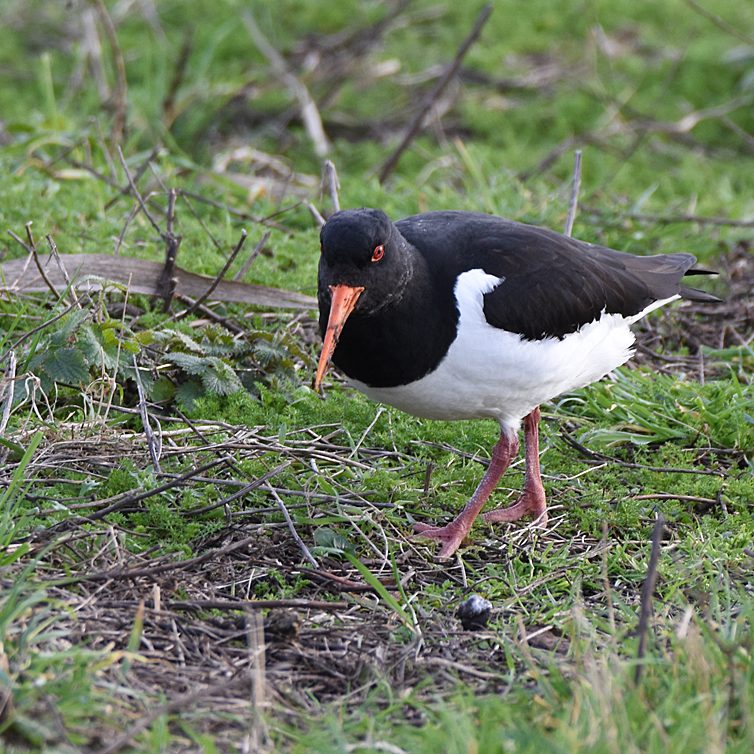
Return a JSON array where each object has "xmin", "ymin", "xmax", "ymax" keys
[
  {"xmin": 90, "ymin": 0, "xmax": 128, "ymax": 143},
  {"xmin": 179, "ymin": 229, "xmax": 248, "ymax": 317},
  {"xmin": 244, "ymin": 11, "xmax": 330, "ymax": 157},
  {"xmin": 378, "ymin": 3, "xmax": 493, "ymax": 183},
  {"xmin": 132, "ymin": 355, "xmax": 162, "ymax": 474},
  {"xmin": 0, "ymin": 352, "xmax": 16, "ymax": 435},
  {"xmin": 563, "ymin": 149, "xmax": 582, "ymax": 237},
  {"xmin": 323, "ymin": 160, "xmax": 341, "ymax": 212},
  {"xmin": 7, "ymin": 226, "xmax": 61, "ymax": 300},
  {"xmin": 234, "ymin": 230, "xmax": 271, "ymax": 282},
  {"xmin": 265, "ymin": 483, "xmax": 320, "ymax": 568},
  {"xmin": 635, "ymin": 514, "xmax": 664, "ymax": 683}
]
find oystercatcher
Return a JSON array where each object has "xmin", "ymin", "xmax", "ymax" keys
[{"xmin": 314, "ymin": 209, "xmax": 718, "ymax": 558}]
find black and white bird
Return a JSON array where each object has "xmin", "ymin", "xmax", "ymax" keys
[{"xmin": 314, "ymin": 209, "xmax": 718, "ymax": 559}]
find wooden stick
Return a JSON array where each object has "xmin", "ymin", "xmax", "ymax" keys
[
  {"xmin": 265, "ymin": 483, "xmax": 320, "ymax": 569},
  {"xmin": 233, "ymin": 230, "xmax": 270, "ymax": 282},
  {"xmin": 244, "ymin": 11, "xmax": 330, "ymax": 157},
  {"xmin": 179, "ymin": 229, "xmax": 248, "ymax": 317},
  {"xmin": 306, "ymin": 201, "xmax": 326, "ymax": 228},
  {"xmin": 378, "ymin": 3, "xmax": 493, "ymax": 183},
  {"xmin": 323, "ymin": 159, "xmax": 340, "ymax": 212},
  {"xmin": 7, "ymin": 227, "xmax": 61, "ymax": 299},
  {"xmin": 563, "ymin": 149, "xmax": 582, "ymax": 237},
  {"xmin": 635, "ymin": 514, "xmax": 664, "ymax": 683},
  {"xmin": 132, "ymin": 355, "xmax": 161, "ymax": 474}
]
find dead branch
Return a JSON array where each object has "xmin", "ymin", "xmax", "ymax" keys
[
  {"xmin": 582, "ymin": 205, "xmax": 754, "ymax": 229},
  {"xmin": 233, "ymin": 230, "xmax": 271, "ymax": 282},
  {"xmin": 0, "ymin": 253, "xmax": 316, "ymax": 309},
  {"xmin": 157, "ymin": 188, "xmax": 181, "ymax": 310},
  {"xmin": 178, "ymin": 229, "xmax": 248, "ymax": 318},
  {"xmin": 684, "ymin": 0, "xmax": 754, "ymax": 45},
  {"xmin": 46, "ymin": 234, "xmax": 80, "ymax": 308},
  {"xmin": 104, "ymin": 145, "xmax": 161, "ymax": 211},
  {"xmin": 635, "ymin": 514, "xmax": 665, "ymax": 683},
  {"xmin": 174, "ymin": 297, "xmax": 244, "ymax": 334},
  {"xmin": 378, "ymin": 3, "xmax": 493, "ymax": 183},
  {"xmin": 265, "ymin": 483, "xmax": 320, "ymax": 569},
  {"xmin": 177, "ymin": 189, "xmax": 294, "ymax": 231},
  {"xmin": 243, "ymin": 11, "xmax": 330, "ymax": 157},
  {"xmin": 306, "ymin": 202, "xmax": 326, "ymax": 228},
  {"xmin": 323, "ymin": 160, "xmax": 340, "ymax": 212},
  {"xmin": 0, "ymin": 351, "xmax": 16, "ymax": 435},
  {"xmin": 116, "ymin": 146, "xmax": 163, "ymax": 236},
  {"xmin": 559, "ymin": 427, "xmax": 725, "ymax": 477},
  {"xmin": 563, "ymin": 149, "xmax": 582, "ymax": 237},
  {"xmin": 90, "ymin": 0, "xmax": 128, "ymax": 143},
  {"xmin": 7, "ymin": 226, "xmax": 61, "ymax": 300},
  {"xmin": 133, "ymin": 355, "xmax": 162, "ymax": 474}
]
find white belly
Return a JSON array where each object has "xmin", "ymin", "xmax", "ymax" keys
[{"xmin": 350, "ymin": 269, "xmax": 676, "ymax": 431}]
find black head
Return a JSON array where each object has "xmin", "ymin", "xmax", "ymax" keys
[
  {"xmin": 318, "ymin": 208, "xmax": 412, "ymax": 314},
  {"xmin": 315, "ymin": 208, "xmax": 414, "ymax": 390}
]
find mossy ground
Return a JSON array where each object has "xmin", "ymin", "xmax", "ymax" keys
[{"xmin": 0, "ymin": 1, "xmax": 752, "ymax": 752}]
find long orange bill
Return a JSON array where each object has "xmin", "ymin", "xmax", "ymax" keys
[{"xmin": 314, "ymin": 284, "xmax": 365, "ymax": 392}]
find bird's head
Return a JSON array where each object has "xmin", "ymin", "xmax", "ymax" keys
[{"xmin": 315, "ymin": 208, "xmax": 411, "ymax": 391}]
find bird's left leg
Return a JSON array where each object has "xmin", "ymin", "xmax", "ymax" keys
[
  {"xmin": 483, "ymin": 406, "xmax": 547, "ymax": 526},
  {"xmin": 414, "ymin": 427, "xmax": 519, "ymax": 559}
]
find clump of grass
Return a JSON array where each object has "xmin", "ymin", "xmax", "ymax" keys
[
  {"xmin": 0, "ymin": 433, "xmax": 118, "ymax": 749},
  {"xmin": 557, "ymin": 368, "xmax": 754, "ymax": 450}
]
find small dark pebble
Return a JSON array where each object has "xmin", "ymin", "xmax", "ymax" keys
[{"xmin": 457, "ymin": 594, "xmax": 493, "ymax": 630}]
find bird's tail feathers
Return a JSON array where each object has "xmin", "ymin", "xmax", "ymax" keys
[{"xmin": 679, "ymin": 285, "xmax": 722, "ymax": 303}]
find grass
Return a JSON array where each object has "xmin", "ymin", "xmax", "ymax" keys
[{"xmin": 0, "ymin": 0, "xmax": 753, "ymax": 751}]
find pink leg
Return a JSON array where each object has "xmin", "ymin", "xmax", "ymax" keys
[
  {"xmin": 414, "ymin": 428, "xmax": 519, "ymax": 559},
  {"xmin": 483, "ymin": 407, "xmax": 547, "ymax": 526}
]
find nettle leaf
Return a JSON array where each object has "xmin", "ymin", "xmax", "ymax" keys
[
  {"xmin": 42, "ymin": 347, "xmax": 90, "ymax": 384},
  {"xmin": 200, "ymin": 357, "xmax": 243, "ymax": 395},
  {"xmin": 252, "ymin": 338, "xmax": 293, "ymax": 369},
  {"xmin": 57, "ymin": 308, "xmax": 90, "ymax": 338},
  {"xmin": 199, "ymin": 324, "xmax": 244, "ymax": 356},
  {"xmin": 150, "ymin": 376, "xmax": 177, "ymax": 403},
  {"xmin": 166, "ymin": 351, "xmax": 207, "ymax": 375},
  {"xmin": 135, "ymin": 330, "xmax": 155, "ymax": 346},
  {"xmin": 47, "ymin": 309, "xmax": 90, "ymax": 348},
  {"xmin": 175, "ymin": 379, "xmax": 204, "ymax": 411},
  {"xmin": 79, "ymin": 325, "xmax": 131, "ymax": 372},
  {"xmin": 159, "ymin": 329, "xmax": 203, "ymax": 353},
  {"xmin": 77, "ymin": 326, "xmax": 106, "ymax": 366}
]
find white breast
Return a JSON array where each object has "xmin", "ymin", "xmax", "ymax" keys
[{"xmin": 350, "ymin": 269, "xmax": 677, "ymax": 432}]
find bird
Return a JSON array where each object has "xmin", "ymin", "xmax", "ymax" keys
[{"xmin": 314, "ymin": 208, "xmax": 718, "ymax": 559}]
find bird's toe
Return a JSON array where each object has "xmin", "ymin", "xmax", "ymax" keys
[
  {"xmin": 483, "ymin": 488, "xmax": 547, "ymax": 525},
  {"xmin": 413, "ymin": 522, "xmax": 469, "ymax": 559}
]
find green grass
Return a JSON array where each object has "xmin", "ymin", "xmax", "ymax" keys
[{"xmin": 1, "ymin": 0, "xmax": 753, "ymax": 751}]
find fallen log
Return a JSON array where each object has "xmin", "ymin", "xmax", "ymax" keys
[{"xmin": 0, "ymin": 253, "xmax": 316, "ymax": 310}]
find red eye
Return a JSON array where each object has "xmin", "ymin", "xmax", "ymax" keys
[{"xmin": 371, "ymin": 244, "xmax": 385, "ymax": 262}]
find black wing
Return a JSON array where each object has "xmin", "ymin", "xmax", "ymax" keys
[{"xmin": 397, "ymin": 211, "xmax": 716, "ymax": 341}]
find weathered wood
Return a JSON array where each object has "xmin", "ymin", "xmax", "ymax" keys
[{"xmin": 0, "ymin": 254, "xmax": 316, "ymax": 310}]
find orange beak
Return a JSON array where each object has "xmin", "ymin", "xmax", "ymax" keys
[{"xmin": 314, "ymin": 284, "xmax": 365, "ymax": 392}]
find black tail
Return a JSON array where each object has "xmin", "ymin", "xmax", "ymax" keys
[
  {"xmin": 680, "ymin": 264, "xmax": 722, "ymax": 303},
  {"xmin": 679, "ymin": 284, "xmax": 722, "ymax": 303}
]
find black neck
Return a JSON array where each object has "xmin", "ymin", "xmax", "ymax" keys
[{"xmin": 331, "ymin": 251, "xmax": 459, "ymax": 387}]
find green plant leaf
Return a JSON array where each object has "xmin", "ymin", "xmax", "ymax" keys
[
  {"xmin": 166, "ymin": 351, "xmax": 207, "ymax": 376},
  {"xmin": 200, "ymin": 357, "xmax": 243, "ymax": 395},
  {"xmin": 41, "ymin": 347, "xmax": 89, "ymax": 384}
]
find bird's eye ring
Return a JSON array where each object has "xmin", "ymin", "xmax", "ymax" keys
[{"xmin": 371, "ymin": 244, "xmax": 385, "ymax": 263}]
